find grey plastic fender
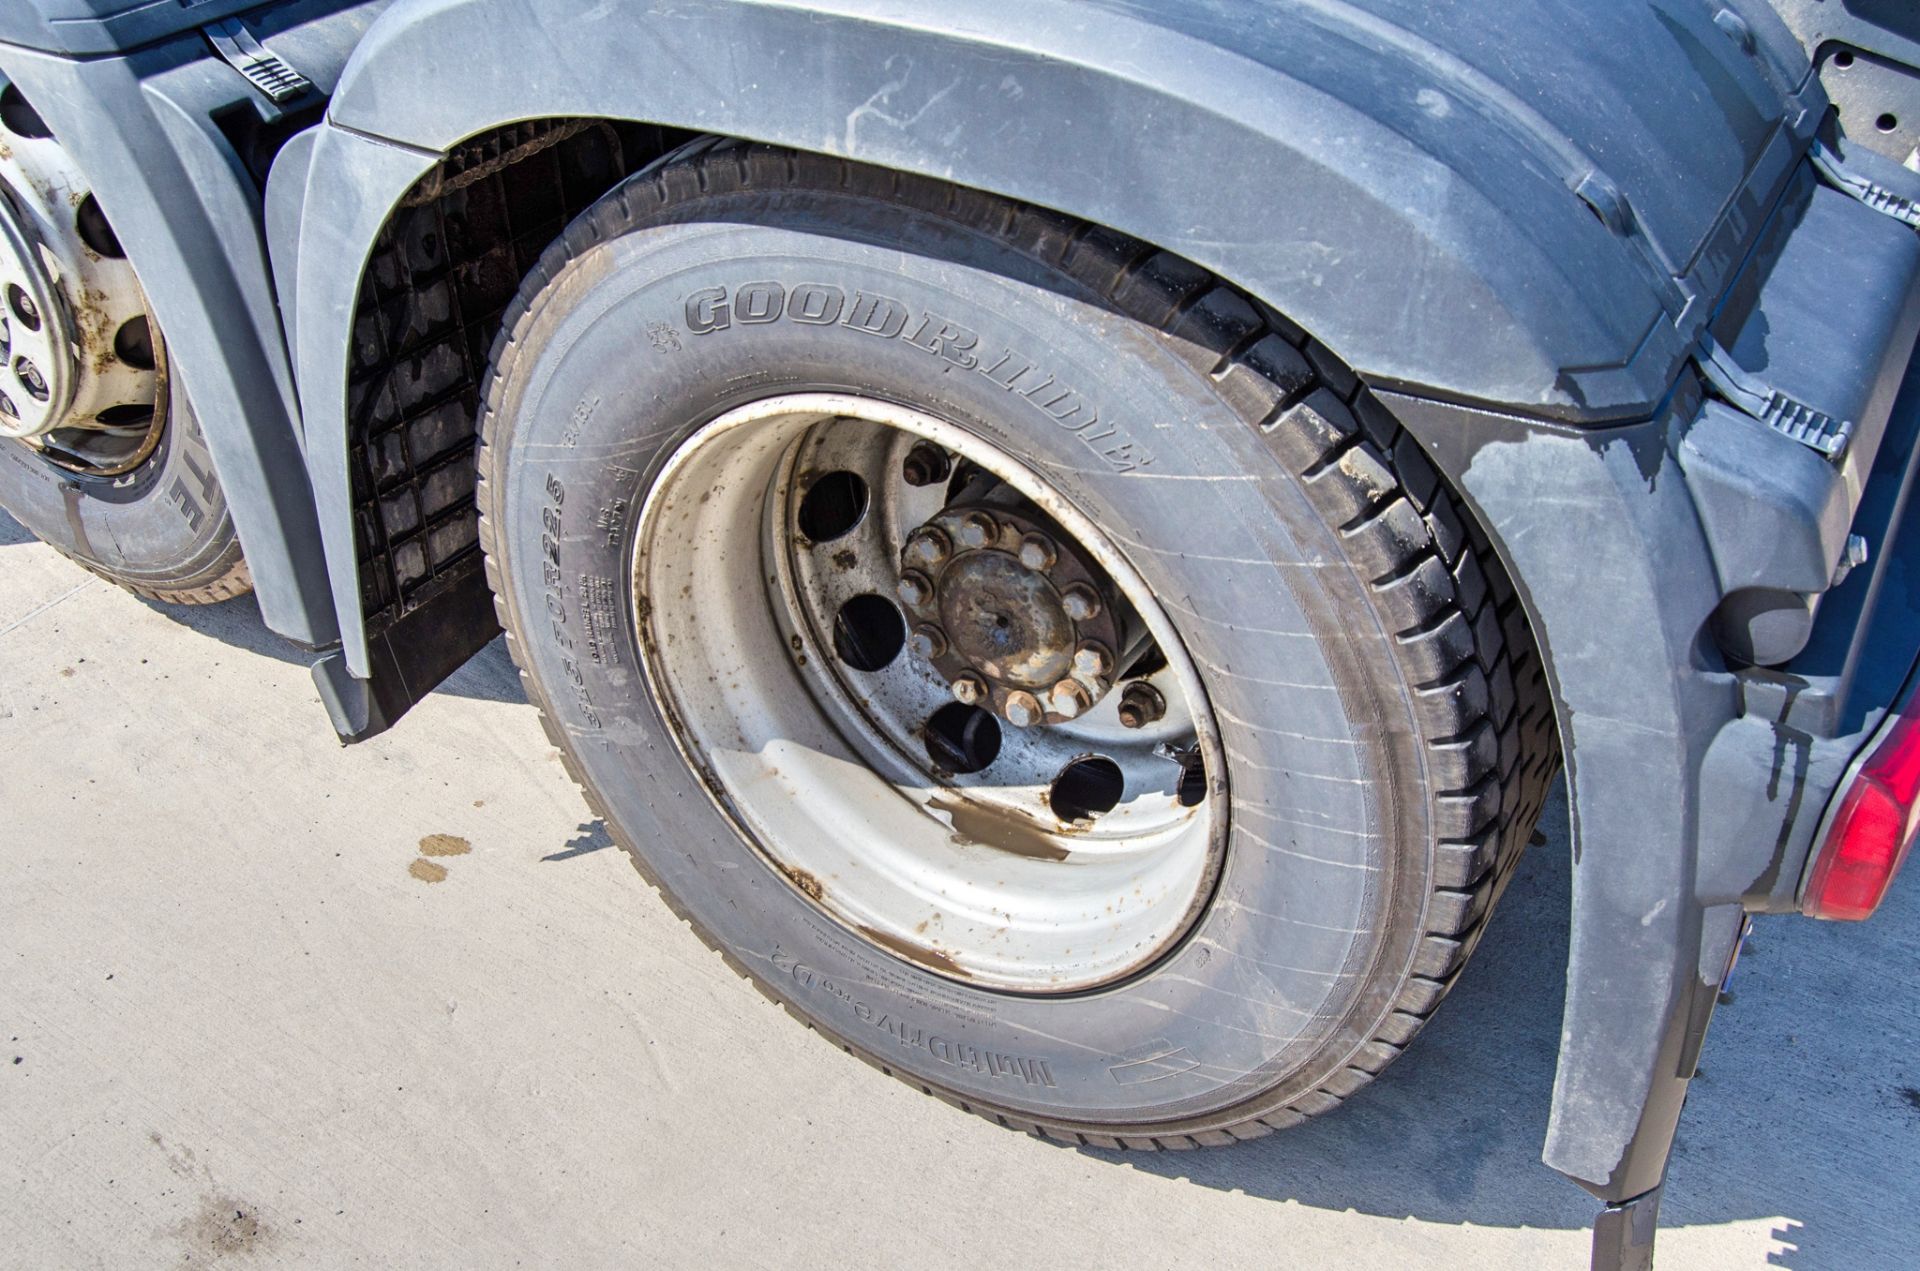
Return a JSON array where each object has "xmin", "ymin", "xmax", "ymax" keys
[
  {"xmin": 290, "ymin": 0, "xmax": 1817, "ymax": 677},
  {"xmin": 308, "ymin": 0, "xmax": 1790, "ymax": 424},
  {"xmin": 1399, "ymin": 390, "xmax": 1749, "ymax": 1201}
]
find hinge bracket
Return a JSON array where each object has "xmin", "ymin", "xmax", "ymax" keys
[
  {"xmin": 205, "ymin": 18, "xmax": 313, "ymax": 105},
  {"xmin": 1810, "ymin": 140, "xmax": 1920, "ymax": 230},
  {"xmin": 1693, "ymin": 333, "xmax": 1853, "ymax": 462}
]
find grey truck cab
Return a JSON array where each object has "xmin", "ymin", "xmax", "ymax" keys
[{"xmin": 3, "ymin": 3, "xmax": 1918, "ymax": 1265}]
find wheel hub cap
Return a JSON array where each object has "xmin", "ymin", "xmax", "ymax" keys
[{"xmin": 900, "ymin": 491, "xmax": 1136, "ymax": 726}]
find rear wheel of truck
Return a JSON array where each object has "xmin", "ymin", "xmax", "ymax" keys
[
  {"xmin": 477, "ymin": 146, "xmax": 1556, "ymax": 1146},
  {"xmin": 0, "ymin": 82, "xmax": 247, "ymax": 605}
]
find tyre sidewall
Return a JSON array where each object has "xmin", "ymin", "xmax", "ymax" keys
[
  {"xmin": 0, "ymin": 384, "xmax": 235, "ymax": 591},
  {"xmin": 488, "ymin": 202, "xmax": 1433, "ymax": 1134}
]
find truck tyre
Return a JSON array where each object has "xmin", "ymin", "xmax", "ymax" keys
[
  {"xmin": 477, "ymin": 146, "xmax": 1557, "ymax": 1146},
  {"xmin": 0, "ymin": 385, "xmax": 250, "ymax": 605}
]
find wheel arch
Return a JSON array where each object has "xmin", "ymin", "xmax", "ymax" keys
[
  {"xmin": 285, "ymin": 0, "xmax": 1680, "ymax": 688},
  {"xmin": 315, "ymin": 0, "xmax": 1669, "ymax": 421}
]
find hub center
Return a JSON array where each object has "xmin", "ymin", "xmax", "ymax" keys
[
  {"xmin": 938, "ymin": 549, "xmax": 1073, "ymax": 687},
  {"xmin": 895, "ymin": 476, "xmax": 1144, "ymax": 727}
]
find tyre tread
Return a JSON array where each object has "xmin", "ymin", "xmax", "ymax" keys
[
  {"xmin": 43, "ymin": 539, "xmax": 251, "ymax": 606},
  {"xmin": 473, "ymin": 144, "xmax": 1559, "ymax": 1151}
]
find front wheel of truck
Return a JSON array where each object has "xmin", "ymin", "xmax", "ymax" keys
[{"xmin": 477, "ymin": 146, "xmax": 1557, "ymax": 1146}]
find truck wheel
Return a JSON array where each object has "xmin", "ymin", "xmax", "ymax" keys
[
  {"xmin": 477, "ymin": 147, "xmax": 1556, "ymax": 1146},
  {"xmin": 0, "ymin": 82, "xmax": 247, "ymax": 605}
]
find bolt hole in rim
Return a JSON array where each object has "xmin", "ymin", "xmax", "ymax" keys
[
  {"xmin": 1050, "ymin": 756, "xmax": 1127, "ymax": 822},
  {"xmin": 0, "ymin": 85, "xmax": 51, "ymax": 140},
  {"xmin": 924, "ymin": 701, "xmax": 1004, "ymax": 775},
  {"xmin": 796, "ymin": 467, "xmax": 868, "ymax": 541},
  {"xmin": 112, "ymin": 315, "xmax": 154, "ymax": 371},
  {"xmin": 73, "ymin": 193, "xmax": 125, "ymax": 260},
  {"xmin": 13, "ymin": 355, "xmax": 47, "ymax": 401},
  {"xmin": 634, "ymin": 394, "xmax": 1225, "ymax": 992},
  {"xmin": 7, "ymin": 283, "xmax": 40, "ymax": 332},
  {"xmin": 832, "ymin": 593, "xmax": 906, "ymax": 671}
]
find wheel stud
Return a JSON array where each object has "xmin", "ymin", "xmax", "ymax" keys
[
  {"xmin": 1061, "ymin": 583, "xmax": 1101, "ymax": 622},
  {"xmin": 901, "ymin": 441, "xmax": 952, "ymax": 487},
  {"xmin": 1072, "ymin": 641, "xmax": 1112, "ymax": 681},
  {"xmin": 1004, "ymin": 691, "xmax": 1044, "ymax": 728},
  {"xmin": 956, "ymin": 511, "xmax": 998, "ymax": 550},
  {"xmin": 1048, "ymin": 679, "xmax": 1091, "ymax": 719},
  {"xmin": 903, "ymin": 526, "xmax": 952, "ymax": 570},
  {"xmin": 908, "ymin": 624, "xmax": 948, "ymax": 660},
  {"xmin": 1117, "ymin": 682, "xmax": 1166, "ymax": 729},
  {"xmin": 951, "ymin": 673, "xmax": 988, "ymax": 705},
  {"xmin": 896, "ymin": 569, "xmax": 935, "ymax": 609},
  {"xmin": 1017, "ymin": 533, "xmax": 1057, "ymax": 572}
]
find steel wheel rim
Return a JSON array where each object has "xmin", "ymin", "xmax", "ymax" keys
[
  {"xmin": 0, "ymin": 86, "xmax": 168, "ymax": 479},
  {"xmin": 632, "ymin": 393, "xmax": 1225, "ymax": 994}
]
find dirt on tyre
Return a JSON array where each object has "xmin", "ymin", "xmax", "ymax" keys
[{"xmin": 477, "ymin": 145, "xmax": 1557, "ymax": 1148}]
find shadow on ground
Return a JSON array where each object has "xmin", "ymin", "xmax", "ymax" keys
[
  {"xmin": 1088, "ymin": 787, "xmax": 1920, "ymax": 1268},
  {"xmin": 144, "ymin": 586, "xmax": 526, "ymax": 707},
  {"xmin": 546, "ymin": 821, "xmax": 618, "ymax": 862},
  {"xmin": 0, "ymin": 509, "xmax": 36, "ymax": 548},
  {"xmin": 2, "ymin": 507, "xmax": 523, "ymax": 705}
]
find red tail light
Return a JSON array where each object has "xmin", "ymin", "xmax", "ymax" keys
[{"xmin": 1803, "ymin": 686, "xmax": 1920, "ymax": 921}]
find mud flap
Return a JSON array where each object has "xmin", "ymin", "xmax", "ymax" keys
[
  {"xmin": 312, "ymin": 556, "xmax": 498, "ymax": 742},
  {"xmin": 1391, "ymin": 389, "xmax": 1757, "ymax": 1261}
]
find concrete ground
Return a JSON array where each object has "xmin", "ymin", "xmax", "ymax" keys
[{"xmin": 2, "ymin": 509, "xmax": 1916, "ymax": 1271}]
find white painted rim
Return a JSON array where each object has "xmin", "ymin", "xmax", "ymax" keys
[{"xmin": 632, "ymin": 394, "xmax": 1225, "ymax": 993}]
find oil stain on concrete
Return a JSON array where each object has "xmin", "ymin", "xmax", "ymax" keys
[
  {"xmin": 418, "ymin": 834, "xmax": 471, "ymax": 857},
  {"xmin": 408, "ymin": 859, "xmax": 448, "ymax": 883},
  {"xmin": 410, "ymin": 833, "xmax": 472, "ymax": 882}
]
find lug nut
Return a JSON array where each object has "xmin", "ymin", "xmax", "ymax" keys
[
  {"xmin": 908, "ymin": 624, "xmax": 948, "ymax": 660},
  {"xmin": 1017, "ymin": 533, "xmax": 1057, "ymax": 572},
  {"xmin": 1072, "ymin": 641, "xmax": 1113, "ymax": 681},
  {"xmin": 1117, "ymin": 682, "xmax": 1167, "ymax": 729},
  {"xmin": 902, "ymin": 441, "xmax": 952, "ymax": 487},
  {"xmin": 896, "ymin": 570, "xmax": 935, "ymax": 609},
  {"xmin": 951, "ymin": 673, "xmax": 988, "ymax": 706},
  {"xmin": 1061, "ymin": 584, "xmax": 1101, "ymax": 622},
  {"xmin": 903, "ymin": 526, "xmax": 952, "ymax": 570},
  {"xmin": 956, "ymin": 511, "xmax": 998, "ymax": 550},
  {"xmin": 1004, "ymin": 691, "xmax": 1044, "ymax": 728},
  {"xmin": 1048, "ymin": 678, "xmax": 1092, "ymax": 719}
]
